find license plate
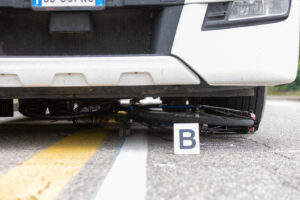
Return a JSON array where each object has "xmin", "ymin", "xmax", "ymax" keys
[{"xmin": 32, "ymin": 0, "xmax": 105, "ymax": 10}]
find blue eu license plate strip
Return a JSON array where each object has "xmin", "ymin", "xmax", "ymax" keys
[
  {"xmin": 95, "ymin": 0, "xmax": 105, "ymax": 6},
  {"xmin": 32, "ymin": 0, "xmax": 42, "ymax": 7}
]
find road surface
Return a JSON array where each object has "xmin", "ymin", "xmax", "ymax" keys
[{"xmin": 0, "ymin": 100, "xmax": 299, "ymax": 200}]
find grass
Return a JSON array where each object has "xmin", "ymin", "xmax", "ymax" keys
[
  {"xmin": 267, "ymin": 57, "xmax": 300, "ymax": 96},
  {"xmin": 267, "ymin": 90, "xmax": 300, "ymax": 96}
]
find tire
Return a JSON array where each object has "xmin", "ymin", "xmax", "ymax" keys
[
  {"xmin": 19, "ymin": 99, "xmax": 47, "ymax": 117},
  {"xmin": 189, "ymin": 87, "xmax": 267, "ymax": 131},
  {"xmin": 48, "ymin": 101, "xmax": 71, "ymax": 116}
]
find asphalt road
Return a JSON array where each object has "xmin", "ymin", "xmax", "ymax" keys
[{"xmin": 0, "ymin": 100, "xmax": 299, "ymax": 200}]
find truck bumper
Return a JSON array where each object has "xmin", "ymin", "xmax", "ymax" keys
[
  {"xmin": 0, "ymin": 1, "xmax": 299, "ymax": 95},
  {"xmin": 0, "ymin": 56, "xmax": 200, "ymax": 87}
]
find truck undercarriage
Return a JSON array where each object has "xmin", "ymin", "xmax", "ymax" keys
[{"xmin": 0, "ymin": 86, "xmax": 265, "ymax": 134}]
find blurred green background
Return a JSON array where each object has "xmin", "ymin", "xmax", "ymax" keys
[{"xmin": 268, "ymin": 50, "xmax": 300, "ymax": 96}]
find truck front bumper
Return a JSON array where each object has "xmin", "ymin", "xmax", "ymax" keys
[
  {"xmin": 0, "ymin": 1, "xmax": 299, "ymax": 96},
  {"xmin": 0, "ymin": 56, "xmax": 200, "ymax": 87}
]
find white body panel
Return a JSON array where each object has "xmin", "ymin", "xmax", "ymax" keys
[
  {"xmin": 0, "ymin": 56, "xmax": 200, "ymax": 87},
  {"xmin": 172, "ymin": 1, "xmax": 300, "ymax": 86}
]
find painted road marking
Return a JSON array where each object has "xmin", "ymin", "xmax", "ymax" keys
[
  {"xmin": 94, "ymin": 133, "xmax": 148, "ymax": 200},
  {"xmin": 0, "ymin": 129, "xmax": 107, "ymax": 200}
]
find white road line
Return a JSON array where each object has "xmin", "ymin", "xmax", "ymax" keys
[{"xmin": 94, "ymin": 133, "xmax": 148, "ymax": 200}]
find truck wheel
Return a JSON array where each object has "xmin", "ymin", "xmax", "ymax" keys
[
  {"xmin": 19, "ymin": 99, "xmax": 47, "ymax": 117},
  {"xmin": 189, "ymin": 87, "xmax": 267, "ymax": 132},
  {"xmin": 48, "ymin": 101, "xmax": 71, "ymax": 116}
]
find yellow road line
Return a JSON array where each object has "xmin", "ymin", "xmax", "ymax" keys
[{"xmin": 0, "ymin": 129, "xmax": 107, "ymax": 200}]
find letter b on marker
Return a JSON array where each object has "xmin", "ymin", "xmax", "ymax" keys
[
  {"xmin": 179, "ymin": 129, "xmax": 196, "ymax": 149},
  {"xmin": 174, "ymin": 124, "xmax": 200, "ymax": 154}
]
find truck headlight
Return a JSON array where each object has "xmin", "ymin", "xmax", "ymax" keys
[
  {"xmin": 202, "ymin": 0, "xmax": 291, "ymax": 31},
  {"xmin": 229, "ymin": 0, "xmax": 290, "ymax": 20}
]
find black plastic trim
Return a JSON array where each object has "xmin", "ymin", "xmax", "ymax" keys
[
  {"xmin": 0, "ymin": 85, "xmax": 255, "ymax": 99},
  {"xmin": 202, "ymin": 0, "xmax": 292, "ymax": 31},
  {"xmin": 152, "ymin": 6, "xmax": 183, "ymax": 54}
]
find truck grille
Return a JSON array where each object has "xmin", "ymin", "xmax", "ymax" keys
[{"xmin": 0, "ymin": 8, "xmax": 158, "ymax": 56}]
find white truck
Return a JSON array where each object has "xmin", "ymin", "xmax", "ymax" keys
[{"xmin": 0, "ymin": 0, "xmax": 299, "ymax": 132}]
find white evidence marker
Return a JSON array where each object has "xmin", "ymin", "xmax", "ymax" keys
[{"xmin": 174, "ymin": 123, "xmax": 200, "ymax": 155}]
